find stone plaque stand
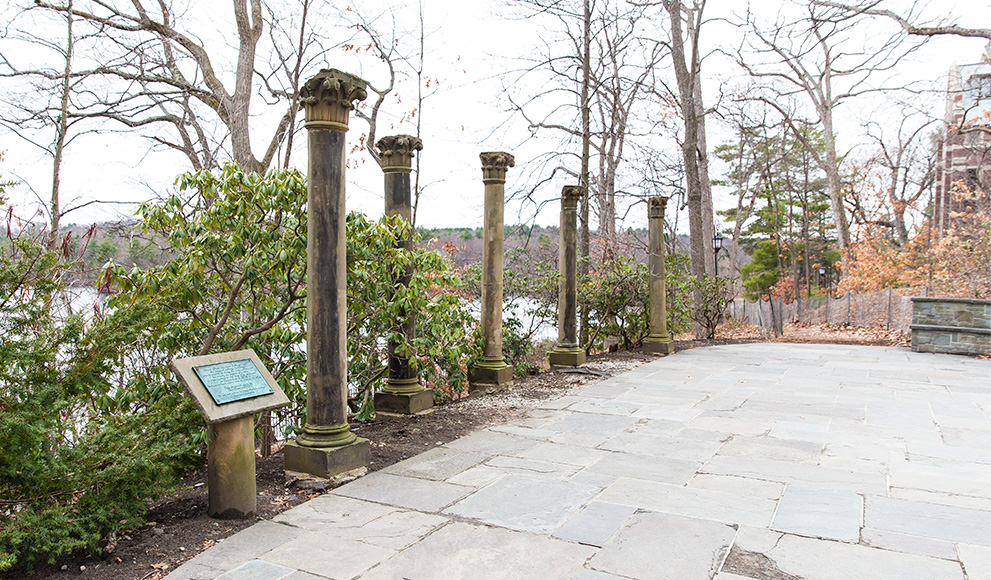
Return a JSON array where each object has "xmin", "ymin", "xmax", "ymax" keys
[
  {"xmin": 374, "ymin": 134, "xmax": 433, "ymax": 414},
  {"xmin": 170, "ymin": 350, "xmax": 290, "ymax": 519},
  {"xmin": 469, "ymin": 152, "xmax": 515, "ymax": 394},
  {"xmin": 643, "ymin": 196, "xmax": 675, "ymax": 355},
  {"xmin": 284, "ymin": 69, "xmax": 371, "ymax": 478},
  {"xmin": 548, "ymin": 185, "xmax": 586, "ymax": 368}
]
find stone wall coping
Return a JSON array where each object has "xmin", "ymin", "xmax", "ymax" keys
[
  {"xmin": 910, "ymin": 324, "xmax": 991, "ymax": 336},
  {"xmin": 911, "ymin": 296, "xmax": 991, "ymax": 306}
]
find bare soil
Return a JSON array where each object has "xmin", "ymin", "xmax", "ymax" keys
[{"xmin": 6, "ymin": 323, "xmax": 911, "ymax": 580}]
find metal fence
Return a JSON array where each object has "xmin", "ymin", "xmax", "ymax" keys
[{"xmin": 727, "ymin": 289, "xmax": 913, "ymax": 335}]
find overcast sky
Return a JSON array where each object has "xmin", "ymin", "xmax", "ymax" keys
[{"xmin": 2, "ymin": 0, "xmax": 990, "ymax": 233}]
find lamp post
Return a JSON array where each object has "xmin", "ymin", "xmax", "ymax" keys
[
  {"xmin": 819, "ymin": 265, "xmax": 827, "ymax": 295},
  {"xmin": 712, "ymin": 231, "xmax": 724, "ymax": 276}
]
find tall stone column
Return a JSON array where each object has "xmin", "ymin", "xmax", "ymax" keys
[
  {"xmin": 643, "ymin": 196, "xmax": 675, "ymax": 355},
  {"xmin": 374, "ymin": 134, "xmax": 432, "ymax": 414},
  {"xmin": 284, "ymin": 69, "xmax": 370, "ymax": 478},
  {"xmin": 469, "ymin": 151, "xmax": 515, "ymax": 394},
  {"xmin": 548, "ymin": 185, "xmax": 586, "ymax": 368}
]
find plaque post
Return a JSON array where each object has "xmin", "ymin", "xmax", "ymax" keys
[
  {"xmin": 170, "ymin": 350, "xmax": 291, "ymax": 519},
  {"xmin": 284, "ymin": 69, "xmax": 371, "ymax": 478},
  {"xmin": 374, "ymin": 134, "xmax": 433, "ymax": 414},
  {"xmin": 643, "ymin": 196, "xmax": 675, "ymax": 355},
  {"xmin": 206, "ymin": 415, "xmax": 256, "ymax": 518}
]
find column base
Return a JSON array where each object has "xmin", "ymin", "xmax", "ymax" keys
[
  {"xmin": 469, "ymin": 359, "xmax": 514, "ymax": 394},
  {"xmin": 643, "ymin": 336, "xmax": 675, "ymax": 355},
  {"xmin": 284, "ymin": 437, "xmax": 370, "ymax": 479},
  {"xmin": 547, "ymin": 344, "xmax": 586, "ymax": 368},
  {"xmin": 375, "ymin": 388, "xmax": 434, "ymax": 414}
]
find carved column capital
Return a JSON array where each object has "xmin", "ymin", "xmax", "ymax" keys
[
  {"xmin": 648, "ymin": 195, "xmax": 668, "ymax": 219},
  {"xmin": 561, "ymin": 185, "xmax": 583, "ymax": 208},
  {"xmin": 376, "ymin": 134, "xmax": 423, "ymax": 172},
  {"xmin": 300, "ymin": 69, "xmax": 368, "ymax": 131},
  {"xmin": 480, "ymin": 151, "xmax": 515, "ymax": 184}
]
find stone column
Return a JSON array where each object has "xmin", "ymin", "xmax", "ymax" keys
[
  {"xmin": 548, "ymin": 185, "xmax": 586, "ymax": 368},
  {"xmin": 469, "ymin": 151, "xmax": 515, "ymax": 394},
  {"xmin": 284, "ymin": 69, "xmax": 370, "ymax": 478},
  {"xmin": 374, "ymin": 134, "xmax": 432, "ymax": 414},
  {"xmin": 643, "ymin": 196, "xmax": 675, "ymax": 355}
]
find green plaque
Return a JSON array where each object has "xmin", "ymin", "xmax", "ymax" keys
[{"xmin": 194, "ymin": 358, "xmax": 274, "ymax": 405}]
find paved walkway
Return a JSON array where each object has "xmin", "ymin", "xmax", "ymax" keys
[{"xmin": 166, "ymin": 344, "xmax": 991, "ymax": 580}]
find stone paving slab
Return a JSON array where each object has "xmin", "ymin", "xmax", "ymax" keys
[
  {"xmin": 864, "ymin": 495, "xmax": 991, "ymax": 545},
  {"xmin": 167, "ymin": 344, "xmax": 991, "ymax": 580},
  {"xmin": 597, "ymin": 476, "xmax": 777, "ymax": 527},
  {"xmin": 756, "ymin": 532, "xmax": 965, "ymax": 580},
  {"xmin": 356, "ymin": 521, "xmax": 595, "ymax": 580},
  {"xmin": 443, "ymin": 473, "xmax": 600, "ymax": 533},
  {"xmin": 587, "ymin": 511, "xmax": 737, "ymax": 579},
  {"xmin": 771, "ymin": 487, "xmax": 862, "ymax": 542},
  {"xmin": 331, "ymin": 471, "xmax": 473, "ymax": 512},
  {"xmin": 958, "ymin": 543, "xmax": 991, "ymax": 580},
  {"xmin": 551, "ymin": 501, "xmax": 638, "ymax": 547}
]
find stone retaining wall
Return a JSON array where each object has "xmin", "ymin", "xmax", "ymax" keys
[{"xmin": 911, "ymin": 297, "xmax": 991, "ymax": 355}]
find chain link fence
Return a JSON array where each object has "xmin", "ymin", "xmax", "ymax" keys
[{"xmin": 727, "ymin": 289, "xmax": 913, "ymax": 335}]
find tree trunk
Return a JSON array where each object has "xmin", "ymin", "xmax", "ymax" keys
[
  {"xmin": 49, "ymin": 0, "xmax": 74, "ymax": 247},
  {"xmin": 578, "ymin": 0, "xmax": 592, "ymax": 348},
  {"xmin": 692, "ymin": 28, "xmax": 715, "ymax": 277},
  {"xmin": 665, "ymin": 0, "xmax": 707, "ymax": 339},
  {"xmin": 820, "ymin": 102, "xmax": 851, "ymax": 252}
]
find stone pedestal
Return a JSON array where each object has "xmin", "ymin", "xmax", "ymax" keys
[
  {"xmin": 206, "ymin": 415, "xmax": 256, "ymax": 519},
  {"xmin": 373, "ymin": 134, "xmax": 433, "ymax": 414},
  {"xmin": 469, "ymin": 152, "xmax": 515, "ymax": 394},
  {"xmin": 643, "ymin": 196, "xmax": 675, "ymax": 355},
  {"xmin": 284, "ymin": 68, "xmax": 370, "ymax": 478},
  {"xmin": 549, "ymin": 185, "xmax": 586, "ymax": 368}
]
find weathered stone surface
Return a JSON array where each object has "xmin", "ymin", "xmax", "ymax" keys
[
  {"xmin": 214, "ymin": 560, "xmax": 294, "ymax": 580},
  {"xmin": 380, "ymin": 446, "xmax": 489, "ymax": 481},
  {"xmin": 551, "ymin": 501, "xmax": 637, "ymax": 547},
  {"xmin": 444, "ymin": 473, "xmax": 600, "ymax": 533},
  {"xmin": 597, "ymin": 477, "xmax": 776, "ymax": 527},
  {"xmin": 757, "ymin": 532, "xmax": 965, "ymax": 580},
  {"xmin": 958, "ymin": 543, "xmax": 991, "ymax": 580},
  {"xmin": 687, "ymin": 474, "xmax": 785, "ymax": 501},
  {"xmin": 585, "ymin": 451, "xmax": 699, "ymax": 486},
  {"xmin": 272, "ymin": 494, "xmax": 395, "ymax": 530},
  {"xmin": 860, "ymin": 527, "xmax": 958, "ymax": 560},
  {"xmin": 443, "ymin": 430, "xmax": 540, "ymax": 456},
  {"xmin": 588, "ymin": 512, "xmax": 737, "ymax": 579},
  {"xmin": 332, "ymin": 472, "xmax": 473, "ymax": 512},
  {"xmin": 911, "ymin": 297, "xmax": 991, "ymax": 356},
  {"xmin": 864, "ymin": 495, "xmax": 991, "ymax": 545},
  {"xmin": 165, "ymin": 521, "xmax": 304, "ymax": 575},
  {"xmin": 283, "ymin": 437, "xmax": 370, "ymax": 479},
  {"xmin": 356, "ymin": 522, "xmax": 595, "ymax": 580},
  {"xmin": 260, "ymin": 531, "xmax": 396, "ymax": 579},
  {"xmin": 771, "ymin": 487, "xmax": 862, "ymax": 542}
]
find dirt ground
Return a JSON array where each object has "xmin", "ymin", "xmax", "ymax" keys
[{"xmin": 6, "ymin": 323, "xmax": 911, "ymax": 580}]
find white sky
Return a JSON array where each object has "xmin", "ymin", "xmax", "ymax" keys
[{"xmin": 1, "ymin": 0, "xmax": 990, "ymax": 233}]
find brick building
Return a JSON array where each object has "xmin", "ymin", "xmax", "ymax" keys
[{"xmin": 934, "ymin": 51, "xmax": 991, "ymax": 237}]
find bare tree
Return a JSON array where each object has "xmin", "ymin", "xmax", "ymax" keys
[
  {"xmin": 813, "ymin": 1, "xmax": 991, "ymax": 42},
  {"xmin": 659, "ymin": 0, "xmax": 717, "ymax": 337},
  {"xmin": 0, "ymin": 1, "xmax": 113, "ymax": 240},
  {"xmin": 506, "ymin": 0, "xmax": 662, "ymax": 253},
  {"xmin": 3, "ymin": 0, "xmax": 349, "ymax": 174},
  {"xmin": 854, "ymin": 109, "xmax": 936, "ymax": 245},
  {"xmin": 736, "ymin": 0, "xmax": 926, "ymax": 260}
]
